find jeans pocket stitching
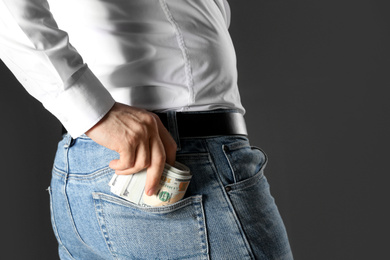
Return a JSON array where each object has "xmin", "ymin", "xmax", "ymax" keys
[
  {"xmin": 93, "ymin": 192, "xmax": 203, "ymax": 214},
  {"xmin": 222, "ymin": 141, "xmax": 267, "ymax": 185},
  {"xmin": 226, "ymin": 169, "xmax": 267, "ymax": 193},
  {"xmin": 48, "ymin": 186, "xmax": 76, "ymax": 260},
  {"xmin": 93, "ymin": 195, "xmax": 119, "ymax": 260},
  {"xmin": 225, "ymin": 146, "xmax": 269, "ymax": 192},
  {"xmin": 176, "ymin": 152, "xmax": 209, "ymax": 158},
  {"xmin": 223, "ymin": 138, "xmax": 250, "ymax": 151},
  {"xmin": 67, "ymin": 167, "xmax": 114, "ymax": 181},
  {"xmin": 222, "ymin": 144, "xmax": 237, "ymax": 183}
]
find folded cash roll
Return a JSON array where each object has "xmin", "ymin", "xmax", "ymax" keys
[{"xmin": 109, "ymin": 162, "xmax": 192, "ymax": 207}]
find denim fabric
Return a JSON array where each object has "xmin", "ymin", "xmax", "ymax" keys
[{"xmin": 48, "ymin": 113, "xmax": 293, "ymax": 260}]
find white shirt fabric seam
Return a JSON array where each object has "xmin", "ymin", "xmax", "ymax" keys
[{"xmin": 158, "ymin": 0, "xmax": 194, "ymax": 110}]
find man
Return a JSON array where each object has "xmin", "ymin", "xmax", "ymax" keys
[{"xmin": 0, "ymin": 0, "xmax": 293, "ymax": 259}]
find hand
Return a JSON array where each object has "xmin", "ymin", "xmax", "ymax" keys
[{"xmin": 86, "ymin": 102, "xmax": 177, "ymax": 196}]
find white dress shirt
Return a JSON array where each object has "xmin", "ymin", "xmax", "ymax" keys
[{"xmin": 0, "ymin": 0, "xmax": 245, "ymax": 137}]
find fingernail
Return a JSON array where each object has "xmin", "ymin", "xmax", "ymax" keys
[{"xmin": 147, "ymin": 187, "xmax": 156, "ymax": 196}]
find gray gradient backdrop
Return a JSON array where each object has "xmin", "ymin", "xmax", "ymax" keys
[{"xmin": 1, "ymin": 1, "xmax": 388, "ymax": 259}]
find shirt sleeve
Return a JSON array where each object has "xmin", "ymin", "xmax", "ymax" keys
[
  {"xmin": 0, "ymin": 0, "xmax": 116, "ymax": 138},
  {"xmin": 222, "ymin": 0, "xmax": 231, "ymax": 28}
]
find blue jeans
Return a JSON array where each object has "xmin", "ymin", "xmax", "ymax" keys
[{"xmin": 48, "ymin": 112, "xmax": 293, "ymax": 259}]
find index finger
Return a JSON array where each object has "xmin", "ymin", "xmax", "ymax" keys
[{"xmin": 144, "ymin": 136, "xmax": 166, "ymax": 196}]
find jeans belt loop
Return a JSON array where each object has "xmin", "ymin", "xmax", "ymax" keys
[{"xmin": 166, "ymin": 110, "xmax": 181, "ymax": 151}]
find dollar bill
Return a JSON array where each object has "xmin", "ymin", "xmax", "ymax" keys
[{"xmin": 109, "ymin": 162, "xmax": 192, "ymax": 207}]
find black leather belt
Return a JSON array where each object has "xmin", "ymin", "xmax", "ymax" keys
[
  {"xmin": 62, "ymin": 111, "xmax": 248, "ymax": 137},
  {"xmin": 154, "ymin": 111, "xmax": 248, "ymax": 138}
]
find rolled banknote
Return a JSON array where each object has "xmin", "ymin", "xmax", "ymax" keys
[{"xmin": 109, "ymin": 162, "xmax": 192, "ymax": 207}]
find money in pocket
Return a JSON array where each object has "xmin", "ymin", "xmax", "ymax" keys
[{"xmin": 109, "ymin": 162, "xmax": 192, "ymax": 207}]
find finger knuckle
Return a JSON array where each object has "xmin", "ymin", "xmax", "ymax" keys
[
  {"xmin": 121, "ymin": 161, "xmax": 134, "ymax": 169},
  {"xmin": 142, "ymin": 112, "xmax": 156, "ymax": 126},
  {"xmin": 124, "ymin": 133, "xmax": 137, "ymax": 145},
  {"xmin": 128, "ymin": 124, "xmax": 144, "ymax": 137},
  {"xmin": 144, "ymin": 157, "xmax": 151, "ymax": 168},
  {"xmin": 136, "ymin": 159, "xmax": 151, "ymax": 170}
]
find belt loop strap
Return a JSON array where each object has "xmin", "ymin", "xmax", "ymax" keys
[
  {"xmin": 166, "ymin": 111, "xmax": 181, "ymax": 151},
  {"xmin": 63, "ymin": 133, "xmax": 74, "ymax": 149}
]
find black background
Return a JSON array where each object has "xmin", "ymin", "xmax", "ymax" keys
[{"xmin": 1, "ymin": 1, "xmax": 389, "ymax": 259}]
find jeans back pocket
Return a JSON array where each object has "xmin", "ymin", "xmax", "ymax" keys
[{"xmin": 93, "ymin": 192, "xmax": 209, "ymax": 260}]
